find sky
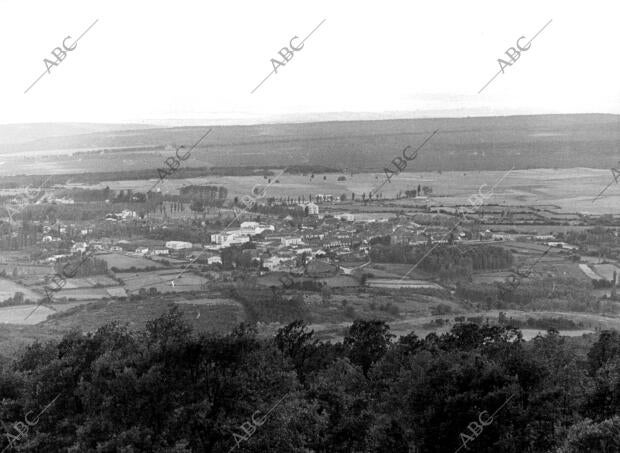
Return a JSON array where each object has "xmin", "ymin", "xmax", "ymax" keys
[{"xmin": 0, "ymin": 0, "xmax": 618, "ymax": 125}]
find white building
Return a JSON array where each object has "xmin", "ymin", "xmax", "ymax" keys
[
  {"xmin": 46, "ymin": 254, "xmax": 70, "ymax": 263},
  {"xmin": 255, "ymin": 224, "xmax": 275, "ymax": 234},
  {"xmin": 51, "ymin": 197, "xmax": 74, "ymax": 205},
  {"xmin": 547, "ymin": 241, "xmax": 579, "ymax": 250},
  {"xmin": 237, "ymin": 223, "xmax": 274, "ymax": 235},
  {"xmin": 305, "ymin": 202, "xmax": 319, "ymax": 215},
  {"xmin": 150, "ymin": 248, "xmax": 169, "ymax": 255},
  {"xmin": 211, "ymin": 233, "xmax": 227, "ymax": 245},
  {"xmin": 240, "ymin": 221, "xmax": 259, "ymax": 230},
  {"xmin": 135, "ymin": 247, "xmax": 149, "ymax": 255},
  {"xmin": 71, "ymin": 242, "xmax": 87, "ymax": 253},
  {"xmin": 207, "ymin": 255, "xmax": 222, "ymax": 265},
  {"xmin": 281, "ymin": 237, "xmax": 303, "ymax": 247},
  {"xmin": 211, "ymin": 232, "xmax": 250, "ymax": 247},
  {"xmin": 165, "ymin": 241, "xmax": 193, "ymax": 250},
  {"xmin": 263, "ymin": 255, "xmax": 288, "ymax": 271}
]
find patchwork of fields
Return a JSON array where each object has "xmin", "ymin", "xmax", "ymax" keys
[
  {"xmin": 117, "ymin": 270, "xmax": 207, "ymax": 293},
  {"xmin": 98, "ymin": 253, "xmax": 166, "ymax": 270},
  {"xmin": 0, "ymin": 278, "xmax": 41, "ymax": 301}
]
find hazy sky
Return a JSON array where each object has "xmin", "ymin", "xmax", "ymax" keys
[{"xmin": 0, "ymin": 0, "xmax": 618, "ymax": 124}]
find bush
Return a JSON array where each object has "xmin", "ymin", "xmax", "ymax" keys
[
  {"xmin": 430, "ymin": 303, "xmax": 452, "ymax": 316},
  {"xmin": 379, "ymin": 302, "xmax": 399, "ymax": 316},
  {"xmin": 344, "ymin": 305, "xmax": 356, "ymax": 318}
]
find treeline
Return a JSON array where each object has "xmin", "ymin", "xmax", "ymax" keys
[
  {"xmin": 560, "ymin": 227, "xmax": 619, "ymax": 246},
  {"xmin": 0, "ymin": 221, "xmax": 40, "ymax": 250},
  {"xmin": 456, "ymin": 277, "xmax": 595, "ymax": 310},
  {"xmin": 231, "ymin": 288, "xmax": 309, "ymax": 323},
  {"xmin": 54, "ymin": 256, "xmax": 108, "ymax": 278},
  {"xmin": 178, "ymin": 185, "xmax": 228, "ymax": 201},
  {"xmin": 0, "ymin": 291, "xmax": 35, "ymax": 306},
  {"xmin": 1, "ymin": 310, "xmax": 619, "ymax": 451},
  {"xmin": 0, "ymin": 166, "xmax": 340, "ymax": 190},
  {"xmin": 221, "ymin": 243, "xmax": 259, "ymax": 269},
  {"xmin": 283, "ymin": 279, "xmax": 326, "ymax": 292},
  {"xmin": 146, "ymin": 226, "xmax": 209, "ymax": 245},
  {"xmin": 245, "ymin": 202, "xmax": 306, "ymax": 218},
  {"xmin": 370, "ymin": 244, "xmax": 513, "ymax": 279},
  {"xmin": 17, "ymin": 202, "xmax": 124, "ymax": 222},
  {"xmin": 558, "ymin": 227, "xmax": 620, "ymax": 260},
  {"xmin": 498, "ymin": 313, "xmax": 583, "ymax": 330},
  {"xmin": 284, "ymin": 165, "xmax": 340, "ymax": 174}
]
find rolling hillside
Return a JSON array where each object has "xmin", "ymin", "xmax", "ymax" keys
[{"xmin": 0, "ymin": 114, "xmax": 618, "ymax": 174}]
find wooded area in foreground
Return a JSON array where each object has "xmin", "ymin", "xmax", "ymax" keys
[{"xmin": 0, "ymin": 308, "xmax": 619, "ymax": 452}]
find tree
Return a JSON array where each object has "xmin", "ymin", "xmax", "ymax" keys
[
  {"xmin": 588, "ymin": 331, "xmax": 620, "ymax": 375},
  {"xmin": 274, "ymin": 321, "xmax": 324, "ymax": 381},
  {"xmin": 13, "ymin": 291, "xmax": 24, "ymax": 304},
  {"xmin": 369, "ymin": 420, "xmax": 410, "ymax": 453},
  {"xmin": 344, "ymin": 320, "xmax": 393, "ymax": 376},
  {"xmin": 559, "ymin": 417, "xmax": 620, "ymax": 453},
  {"xmin": 190, "ymin": 199, "xmax": 206, "ymax": 215},
  {"xmin": 321, "ymin": 285, "xmax": 332, "ymax": 302}
]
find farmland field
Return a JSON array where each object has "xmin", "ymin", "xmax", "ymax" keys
[
  {"xmin": 471, "ymin": 271, "xmax": 515, "ymax": 284},
  {"xmin": 363, "ymin": 263, "xmax": 428, "ymax": 279},
  {"xmin": 591, "ymin": 263, "xmax": 620, "ymax": 281},
  {"xmin": 41, "ymin": 298, "xmax": 246, "ymax": 334},
  {"xmin": 579, "ymin": 264, "xmax": 601, "ymax": 280},
  {"xmin": 60, "ymin": 275, "xmax": 119, "ymax": 289},
  {"xmin": 54, "ymin": 287, "xmax": 127, "ymax": 300},
  {"xmin": 0, "ymin": 278, "xmax": 41, "ymax": 302},
  {"xmin": 117, "ymin": 270, "xmax": 206, "ymax": 293},
  {"xmin": 366, "ymin": 278, "xmax": 443, "ymax": 289},
  {"xmin": 32, "ymin": 168, "xmax": 620, "ymax": 218},
  {"xmin": 99, "ymin": 253, "xmax": 166, "ymax": 270},
  {"xmin": 174, "ymin": 297, "xmax": 239, "ymax": 306},
  {"xmin": 0, "ymin": 301, "xmax": 89, "ymax": 325}
]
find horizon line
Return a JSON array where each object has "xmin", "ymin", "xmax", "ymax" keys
[{"xmin": 0, "ymin": 111, "xmax": 618, "ymax": 129}]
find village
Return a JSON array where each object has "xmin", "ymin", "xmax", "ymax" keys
[{"xmin": 1, "ymin": 180, "xmax": 611, "ymax": 327}]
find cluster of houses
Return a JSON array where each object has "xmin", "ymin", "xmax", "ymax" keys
[
  {"xmin": 27, "ymin": 201, "xmax": 579, "ymax": 279},
  {"xmin": 210, "ymin": 222, "xmax": 275, "ymax": 247},
  {"xmin": 104, "ymin": 210, "xmax": 137, "ymax": 221}
]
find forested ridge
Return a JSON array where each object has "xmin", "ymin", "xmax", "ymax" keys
[{"xmin": 0, "ymin": 308, "xmax": 619, "ymax": 452}]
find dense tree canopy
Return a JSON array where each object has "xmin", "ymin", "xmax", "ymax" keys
[
  {"xmin": 0, "ymin": 309, "xmax": 618, "ymax": 452},
  {"xmin": 370, "ymin": 244, "xmax": 513, "ymax": 280}
]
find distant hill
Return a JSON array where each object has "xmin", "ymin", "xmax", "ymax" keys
[
  {"xmin": 0, "ymin": 123, "xmax": 155, "ymax": 145},
  {"xmin": 0, "ymin": 114, "xmax": 618, "ymax": 172}
]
